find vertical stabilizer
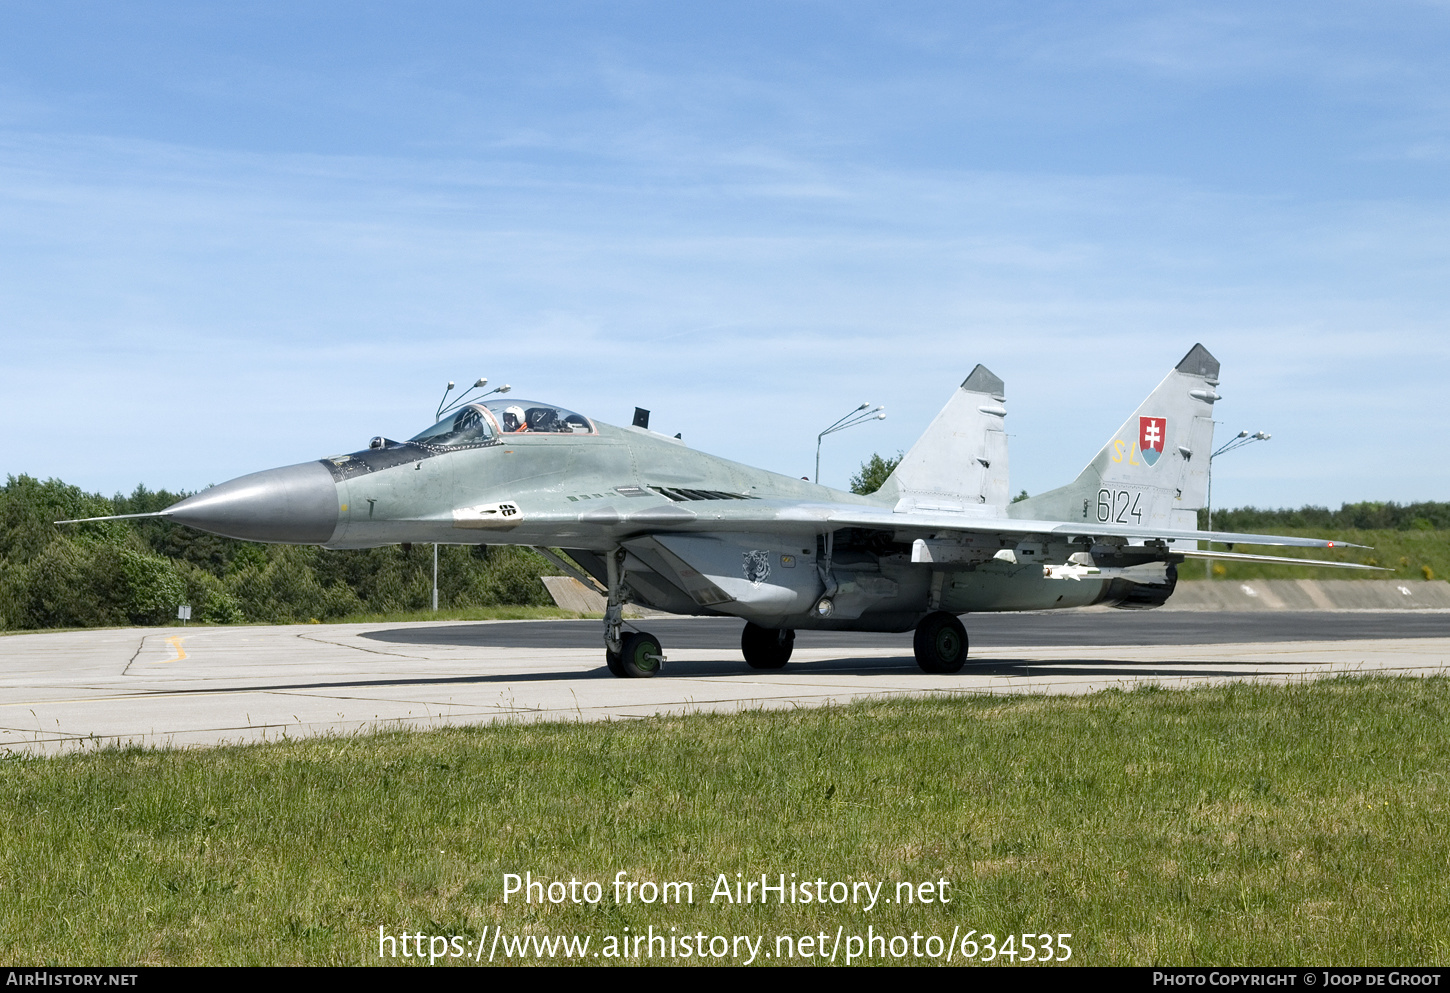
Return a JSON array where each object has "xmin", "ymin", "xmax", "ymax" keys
[
  {"xmin": 1010, "ymin": 345, "xmax": 1219, "ymax": 529},
  {"xmin": 878, "ymin": 364, "xmax": 1009, "ymax": 515}
]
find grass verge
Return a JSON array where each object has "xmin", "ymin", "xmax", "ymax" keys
[{"xmin": 3, "ymin": 677, "xmax": 1449, "ymax": 965}]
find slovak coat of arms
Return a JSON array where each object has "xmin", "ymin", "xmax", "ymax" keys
[{"xmin": 1139, "ymin": 416, "xmax": 1167, "ymax": 467}]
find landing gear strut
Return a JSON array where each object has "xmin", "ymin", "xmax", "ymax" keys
[
  {"xmin": 741, "ymin": 623, "xmax": 794, "ymax": 669},
  {"xmin": 913, "ymin": 611, "xmax": 968, "ymax": 673},
  {"xmin": 602, "ymin": 547, "xmax": 663, "ymax": 678}
]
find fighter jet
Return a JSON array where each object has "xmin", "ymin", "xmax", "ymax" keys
[{"xmin": 64, "ymin": 345, "xmax": 1376, "ymax": 677}]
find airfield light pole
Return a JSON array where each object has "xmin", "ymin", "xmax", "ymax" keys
[
  {"xmin": 1204, "ymin": 429, "xmax": 1271, "ymax": 578},
  {"xmin": 815, "ymin": 403, "xmax": 887, "ymax": 484}
]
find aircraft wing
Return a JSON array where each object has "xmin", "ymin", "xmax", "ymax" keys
[
  {"xmin": 689, "ymin": 500, "xmax": 1363, "ymax": 551},
  {"xmin": 553, "ymin": 497, "xmax": 1374, "ymax": 621}
]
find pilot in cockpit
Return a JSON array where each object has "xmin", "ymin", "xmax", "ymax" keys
[{"xmin": 501, "ymin": 405, "xmax": 529, "ymax": 432}]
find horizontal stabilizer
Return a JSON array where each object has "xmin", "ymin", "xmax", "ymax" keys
[{"xmin": 1177, "ymin": 549, "xmax": 1389, "ymax": 571}]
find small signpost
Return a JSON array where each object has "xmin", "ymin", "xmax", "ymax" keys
[{"xmin": 177, "ymin": 605, "xmax": 192, "ymax": 625}]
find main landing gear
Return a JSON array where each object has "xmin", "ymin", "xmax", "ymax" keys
[
  {"xmin": 602, "ymin": 547, "xmax": 664, "ymax": 678},
  {"xmin": 741, "ymin": 622, "xmax": 795, "ymax": 669},
  {"xmin": 913, "ymin": 611, "xmax": 968, "ymax": 674}
]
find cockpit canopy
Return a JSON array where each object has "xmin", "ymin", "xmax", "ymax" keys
[
  {"xmin": 485, "ymin": 398, "xmax": 594, "ymax": 434},
  {"xmin": 408, "ymin": 400, "xmax": 595, "ymax": 449}
]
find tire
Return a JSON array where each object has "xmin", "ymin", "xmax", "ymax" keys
[
  {"xmin": 741, "ymin": 623, "xmax": 795, "ymax": 669},
  {"xmin": 604, "ymin": 647, "xmax": 626, "ymax": 677},
  {"xmin": 619, "ymin": 631, "xmax": 663, "ymax": 678},
  {"xmin": 913, "ymin": 612, "xmax": 968, "ymax": 674}
]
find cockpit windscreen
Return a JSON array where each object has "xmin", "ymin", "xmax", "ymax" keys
[{"xmin": 408, "ymin": 405, "xmax": 497, "ymax": 448}]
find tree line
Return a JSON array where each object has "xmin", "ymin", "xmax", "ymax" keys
[
  {"xmin": 0, "ymin": 475, "xmax": 554, "ymax": 631},
  {"xmin": 1198, "ymin": 502, "xmax": 1450, "ymax": 532}
]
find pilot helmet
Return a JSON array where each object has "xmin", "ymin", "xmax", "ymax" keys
[{"xmin": 503, "ymin": 405, "xmax": 527, "ymax": 431}]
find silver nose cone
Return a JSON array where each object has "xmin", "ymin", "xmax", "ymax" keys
[{"xmin": 166, "ymin": 461, "xmax": 340, "ymax": 543}]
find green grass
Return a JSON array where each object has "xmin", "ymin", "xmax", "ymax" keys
[
  {"xmin": 1185, "ymin": 528, "xmax": 1450, "ymax": 582},
  {"xmin": 4, "ymin": 678, "xmax": 1450, "ymax": 966}
]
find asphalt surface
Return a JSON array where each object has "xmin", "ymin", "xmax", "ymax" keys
[
  {"xmin": 361, "ymin": 610, "xmax": 1450, "ymax": 650},
  {"xmin": 5, "ymin": 612, "xmax": 1448, "ymax": 755}
]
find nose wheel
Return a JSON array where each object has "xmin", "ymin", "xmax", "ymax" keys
[
  {"xmin": 605, "ymin": 646, "xmax": 626, "ymax": 677},
  {"xmin": 913, "ymin": 611, "xmax": 968, "ymax": 673},
  {"xmin": 611, "ymin": 631, "xmax": 663, "ymax": 678}
]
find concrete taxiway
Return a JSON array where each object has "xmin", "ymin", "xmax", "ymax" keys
[{"xmin": 2, "ymin": 613, "xmax": 1448, "ymax": 755}]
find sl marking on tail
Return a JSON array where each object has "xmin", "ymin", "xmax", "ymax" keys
[{"xmin": 1111, "ymin": 439, "xmax": 1145, "ymax": 466}]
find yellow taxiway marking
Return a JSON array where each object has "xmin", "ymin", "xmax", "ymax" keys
[{"xmin": 159, "ymin": 636, "xmax": 188, "ymax": 663}]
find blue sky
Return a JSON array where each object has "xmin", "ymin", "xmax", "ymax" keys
[{"xmin": 2, "ymin": 2, "xmax": 1447, "ymax": 506}]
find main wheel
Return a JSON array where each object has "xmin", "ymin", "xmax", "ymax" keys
[
  {"xmin": 741, "ymin": 623, "xmax": 795, "ymax": 669},
  {"xmin": 618, "ymin": 631, "xmax": 663, "ymax": 678},
  {"xmin": 913, "ymin": 611, "xmax": 968, "ymax": 673}
]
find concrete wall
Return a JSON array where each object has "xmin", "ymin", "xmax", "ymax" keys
[
  {"xmin": 539, "ymin": 576, "xmax": 666, "ymax": 617},
  {"xmin": 1164, "ymin": 579, "xmax": 1450, "ymax": 611},
  {"xmin": 540, "ymin": 576, "xmax": 606, "ymax": 614}
]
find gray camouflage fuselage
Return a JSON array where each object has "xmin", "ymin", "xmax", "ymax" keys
[
  {"xmin": 154, "ymin": 345, "xmax": 1358, "ymax": 638},
  {"xmin": 165, "ymin": 420, "xmax": 1131, "ymax": 634}
]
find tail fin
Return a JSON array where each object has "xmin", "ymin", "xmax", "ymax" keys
[
  {"xmin": 877, "ymin": 364, "xmax": 1009, "ymax": 515},
  {"xmin": 1010, "ymin": 344, "xmax": 1219, "ymax": 529}
]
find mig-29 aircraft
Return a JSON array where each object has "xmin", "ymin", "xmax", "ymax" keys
[{"xmin": 65, "ymin": 345, "xmax": 1375, "ymax": 677}]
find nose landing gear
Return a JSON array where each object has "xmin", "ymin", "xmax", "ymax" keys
[{"xmin": 602, "ymin": 547, "xmax": 664, "ymax": 678}]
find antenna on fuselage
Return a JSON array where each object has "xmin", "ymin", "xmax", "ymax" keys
[
  {"xmin": 435, "ymin": 381, "xmax": 458, "ymax": 421},
  {"xmin": 437, "ymin": 378, "xmax": 512, "ymax": 420},
  {"xmin": 437, "ymin": 378, "xmax": 484, "ymax": 420},
  {"xmin": 633, "ymin": 407, "xmax": 651, "ymax": 429}
]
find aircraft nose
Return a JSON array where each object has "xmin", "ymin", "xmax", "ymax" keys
[{"xmin": 165, "ymin": 461, "xmax": 340, "ymax": 543}]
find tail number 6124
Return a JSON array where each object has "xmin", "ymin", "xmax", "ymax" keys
[{"xmin": 1097, "ymin": 489, "xmax": 1142, "ymax": 523}]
